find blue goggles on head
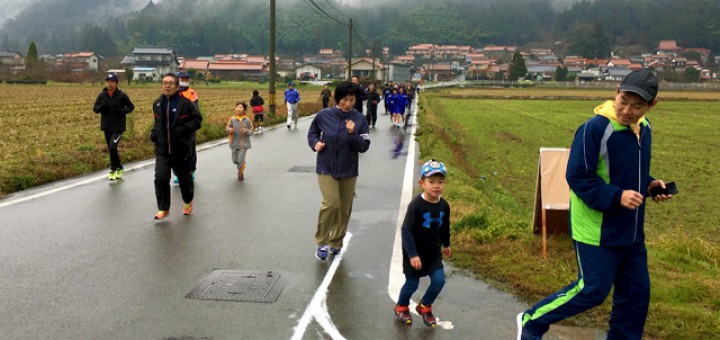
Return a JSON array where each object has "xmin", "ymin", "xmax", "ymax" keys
[{"xmin": 420, "ymin": 159, "xmax": 446, "ymax": 177}]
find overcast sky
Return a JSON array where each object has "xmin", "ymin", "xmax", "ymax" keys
[{"xmin": 0, "ymin": 0, "xmax": 32, "ymax": 23}]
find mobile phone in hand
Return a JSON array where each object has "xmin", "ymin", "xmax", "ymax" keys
[{"xmin": 650, "ymin": 181, "xmax": 678, "ymax": 197}]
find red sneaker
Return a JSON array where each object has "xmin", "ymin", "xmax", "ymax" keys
[
  {"xmin": 183, "ymin": 203, "xmax": 193, "ymax": 215},
  {"xmin": 416, "ymin": 303, "xmax": 436, "ymax": 327},
  {"xmin": 394, "ymin": 305, "xmax": 412, "ymax": 324}
]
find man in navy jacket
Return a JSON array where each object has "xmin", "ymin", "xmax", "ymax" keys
[{"xmin": 517, "ymin": 69, "xmax": 674, "ymax": 340}]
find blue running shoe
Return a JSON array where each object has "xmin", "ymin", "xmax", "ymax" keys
[
  {"xmin": 315, "ymin": 246, "xmax": 328, "ymax": 261},
  {"xmin": 330, "ymin": 247, "xmax": 341, "ymax": 255}
]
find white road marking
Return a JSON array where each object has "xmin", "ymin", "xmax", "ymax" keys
[
  {"xmin": 387, "ymin": 94, "xmax": 455, "ymax": 330},
  {"xmin": 291, "ymin": 232, "xmax": 353, "ymax": 340}
]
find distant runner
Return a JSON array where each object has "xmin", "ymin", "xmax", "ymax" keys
[{"xmin": 92, "ymin": 73, "xmax": 135, "ymax": 181}]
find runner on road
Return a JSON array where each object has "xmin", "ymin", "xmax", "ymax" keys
[
  {"xmin": 250, "ymin": 90, "xmax": 265, "ymax": 133},
  {"xmin": 394, "ymin": 160, "xmax": 451, "ymax": 328},
  {"xmin": 307, "ymin": 81, "xmax": 371, "ymax": 261},
  {"xmin": 284, "ymin": 82, "xmax": 300, "ymax": 130},
  {"xmin": 151, "ymin": 73, "xmax": 202, "ymax": 220},
  {"xmin": 517, "ymin": 69, "xmax": 673, "ymax": 340},
  {"xmin": 174, "ymin": 71, "xmax": 200, "ymax": 183},
  {"xmin": 92, "ymin": 73, "xmax": 135, "ymax": 181},
  {"xmin": 226, "ymin": 101, "xmax": 253, "ymax": 181}
]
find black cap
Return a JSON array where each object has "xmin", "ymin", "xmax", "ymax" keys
[
  {"xmin": 619, "ymin": 69, "xmax": 658, "ymax": 102},
  {"xmin": 104, "ymin": 73, "xmax": 119, "ymax": 82}
]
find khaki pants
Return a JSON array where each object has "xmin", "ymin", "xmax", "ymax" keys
[{"xmin": 315, "ymin": 174, "xmax": 357, "ymax": 249}]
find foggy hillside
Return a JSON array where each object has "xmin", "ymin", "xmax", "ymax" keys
[{"xmin": 0, "ymin": 0, "xmax": 587, "ymax": 44}]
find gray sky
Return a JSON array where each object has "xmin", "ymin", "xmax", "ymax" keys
[{"xmin": 0, "ymin": 0, "xmax": 32, "ymax": 23}]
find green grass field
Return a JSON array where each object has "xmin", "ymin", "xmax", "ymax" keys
[{"xmin": 415, "ymin": 88, "xmax": 720, "ymax": 339}]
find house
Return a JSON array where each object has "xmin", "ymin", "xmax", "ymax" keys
[
  {"xmin": 671, "ymin": 57, "xmax": 688, "ymax": 69},
  {"xmin": 422, "ymin": 62, "xmax": 455, "ymax": 81},
  {"xmin": 607, "ymin": 59, "xmax": 632, "ymax": 68},
  {"xmin": 343, "ymin": 58, "xmax": 386, "ymax": 81},
  {"xmin": 656, "ymin": 40, "xmax": 682, "ymax": 62},
  {"xmin": 57, "ymin": 52, "xmax": 103, "ymax": 72},
  {"xmin": 407, "ymin": 44, "xmax": 435, "ymax": 58},
  {"xmin": 121, "ymin": 47, "xmax": 179, "ymax": 81},
  {"xmin": 385, "ymin": 62, "xmax": 411, "ymax": 82},
  {"xmin": 482, "ymin": 45, "xmax": 517, "ymax": 60},
  {"xmin": 394, "ymin": 55, "xmax": 415, "ymax": 64},
  {"xmin": 527, "ymin": 64, "xmax": 561, "ymax": 80},
  {"xmin": 604, "ymin": 68, "xmax": 633, "ymax": 81},
  {"xmin": 700, "ymin": 69, "xmax": 712, "ymax": 81},
  {"xmin": 0, "ymin": 51, "xmax": 24, "ymax": 69},
  {"xmin": 207, "ymin": 61, "xmax": 267, "ymax": 81},
  {"xmin": 295, "ymin": 64, "xmax": 322, "ymax": 80},
  {"xmin": 684, "ymin": 48, "xmax": 712, "ymax": 63},
  {"xmin": 179, "ymin": 59, "xmax": 209, "ymax": 74}
]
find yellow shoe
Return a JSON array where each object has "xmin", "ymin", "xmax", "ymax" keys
[
  {"xmin": 154, "ymin": 210, "xmax": 169, "ymax": 220},
  {"xmin": 183, "ymin": 203, "xmax": 193, "ymax": 216}
]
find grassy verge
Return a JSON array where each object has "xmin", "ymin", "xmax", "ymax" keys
[
  {"xmin": 0, "ymin": 82, "xmax": 323, "ymax": 195},
  {"xmin": 415, "ymin": 88, "xmax": 720, "ymax": 339}
]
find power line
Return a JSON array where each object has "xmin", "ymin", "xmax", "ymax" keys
[
  {"xmin": 304, "ymin": 0, "xmax": 348, "ymax": 27},
  {"xmin": 320, "ymin": 0, "xmax": 350, "ymax": 20}
]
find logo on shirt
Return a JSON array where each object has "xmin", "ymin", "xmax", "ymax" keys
[{"xmin": 422, "ymin": 211, "xmax": 444, "ymax": 229}]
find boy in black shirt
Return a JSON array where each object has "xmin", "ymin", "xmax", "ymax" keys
[{"xmin": 394, "ymin": 160, "xmax": 451, "ymax": 327}]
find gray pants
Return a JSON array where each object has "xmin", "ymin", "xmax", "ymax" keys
[
  {"xmin": 315, "ymin": 174, "xmax": 357, "ymax": 249},
  {"xmin": 231, "ymin": 148, "xmax": 248, "ymax": 169}
]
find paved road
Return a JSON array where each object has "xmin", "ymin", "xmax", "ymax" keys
[{"xmin": 0, "ymin": 100, "xmax": 602, "ymax": 339}]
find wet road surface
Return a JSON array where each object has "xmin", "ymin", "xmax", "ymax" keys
[{"xmin": 0, "ymin": 102, "xmax": 604, "ymax": 339}]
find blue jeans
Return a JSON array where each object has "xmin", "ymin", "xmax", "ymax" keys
[{"xmin": 397, "ymin": 268, "xmax": 446, "ymax": 306}]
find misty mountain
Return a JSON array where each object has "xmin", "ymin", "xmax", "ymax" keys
[{"xmin": 1, "ymin": 0, "xmax": 719, "ymax": 60}]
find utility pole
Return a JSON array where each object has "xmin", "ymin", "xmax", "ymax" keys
[
  {"xmin": 347, "ymin": 18, "xmax": 352, "ymax": 80},
  {"xmin": 269, "ymin": 0, "xmax": 277, "ymax": 116},
  {"xmin": 371, "ymin": 41, "xmax": 376, "ymax": 83}
]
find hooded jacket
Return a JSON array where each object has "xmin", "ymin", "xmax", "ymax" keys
[
  {"xmin": 150, "ymin": 92, "xmax": 202, "ymax": 156},
  {"xmin": 566, "ymin": 100, "xmax": 654, "ymax": 247},
  {"xmin": 92, "ymin": 87, "xmax": 135, "ymax": 133},
  {"xmin": 307, "ymin": 106, "xmax": 370, "ymax": 179}
]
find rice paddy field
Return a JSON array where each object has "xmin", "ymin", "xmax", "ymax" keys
[
  {"xmin": 415, "ymin": 86, "xmax": 720, "ymax": 339},
  {"xmin": 0, "ymin": 81, "xmax": 323, "ymax": 195}
]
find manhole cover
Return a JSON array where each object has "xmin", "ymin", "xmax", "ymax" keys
[
  {"xmin": 288, "ymin": 166, "xmax": 315, "ymax": 173},
  {"xmin": 186, "ymin": 270, "xmax": 289, "ymax": 303}
]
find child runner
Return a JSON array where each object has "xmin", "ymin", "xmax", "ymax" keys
[
  {"xmin": 395, "ymin": 87, "xmax": 409, "ymax": 128},
  {"xmin": 394, "ymin": 160, "xmax": 451, "ymax": 327},
  {"xmin": 226, "ymin": 101, "xmax": 254, "ymax": 181},
  {"xmin": 250, "ymin": 90, "xmax": 265, "ymax": 133},
  {"xmin": 387, "ymin": 88, "xmax": 398, "ymax": 127}
]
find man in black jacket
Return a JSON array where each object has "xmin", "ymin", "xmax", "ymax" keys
[
  {"xmin": 351, "ymin": 76, "xmax": 366, "ymax": 114},
  {"xmin": 151, "ymin": 73, "xmax": 203, "ymax": 220},
  {"xmin": 93, "ymin": 73, "xmax": 135, "ymax": 180},
  {"xmin": 365, "ymin": 83, "xmax": 380, "ymax": 128}
]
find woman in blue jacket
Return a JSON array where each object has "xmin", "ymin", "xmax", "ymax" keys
[{"xmin": 307, "ymin": 81, "xmax": 371, "ymax": 260}]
